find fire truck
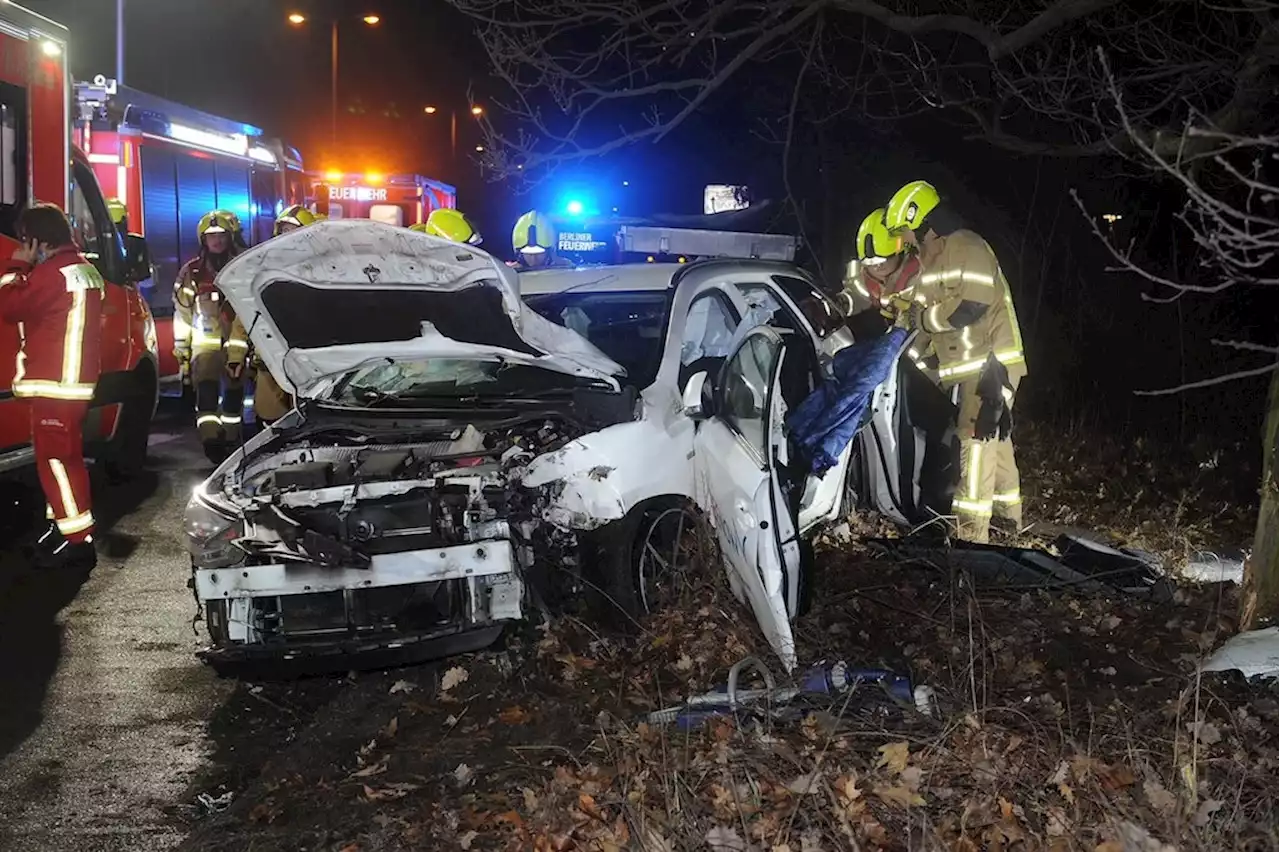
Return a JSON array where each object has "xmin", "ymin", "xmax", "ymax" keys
[
  {"xmin": 73, "ymin": 79, "xmax": 308, "ymax": 389},
  {"xmin": 312, "ymin": 172, "xmax": 456, "ymax": 226},
  {"xmin": 0, "ymin": 3, "xmax": 158, "ymax": 481}
]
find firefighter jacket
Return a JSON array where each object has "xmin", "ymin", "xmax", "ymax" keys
[
  {"xmin": 0, "ymin": 246, "xmax": 104, "ymax": 401},
  {"xmin": 173, "ymin": 255, "xmax": 243, "ymax": 361},
  {"xmin": 914, "ymin": 229, "xmax": 1025, "ymax": 388}
]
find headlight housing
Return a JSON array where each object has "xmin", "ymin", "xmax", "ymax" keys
[{"xmin": 185, "ymin": 486, "xmax": 245, "ymax": 569}]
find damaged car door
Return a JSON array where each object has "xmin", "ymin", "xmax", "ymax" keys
[{"xmin": 690, "ymin": 325, "xmax": 804, "ymax": 671}]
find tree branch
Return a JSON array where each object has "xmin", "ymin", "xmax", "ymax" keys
[{"xmin": 1134, "ymin": 364, "xmax": 1277, "ymax": 396}]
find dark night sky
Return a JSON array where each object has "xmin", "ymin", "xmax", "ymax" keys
[{"xmin": 31, "ymin": 1, "xmax": 493, "ymax": 179}]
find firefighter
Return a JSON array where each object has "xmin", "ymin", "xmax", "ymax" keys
[
  {"xmin": 224, "ymin": 208, "xmax": 317, "ymax": 429},
  {"xmin": 511, "ymin": 209, "xmax": 572, "ymax": 270},
  {"xmin": 273, "ymin": 203, "xmax": 316, "ymax": 236},
  {"xmin": 0, "ymin": 204, "xmax": 104, "ymax": 567},
  {"xmin": 882, "ymin": 180, "xmax": 1027, "ymax": 543},
  {"xmin": 173, "ymin": 209, "xmax": 246, "ymax": 461},
  {"xmin": 106, "ymin": 197, "xmax": 128, "ymax": 232},
  {"xmin": 411, "ymin": 208, "xmax": 483, "ymax": 245}
]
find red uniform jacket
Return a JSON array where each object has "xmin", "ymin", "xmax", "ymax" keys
[{"xmin": 0, "ymin": 245, "xmax": 105, "ymax": 401}]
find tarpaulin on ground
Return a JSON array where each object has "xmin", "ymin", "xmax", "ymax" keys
[{"xmin": 786, "ymin": 328, "xmax": 907, "ymax": 474}]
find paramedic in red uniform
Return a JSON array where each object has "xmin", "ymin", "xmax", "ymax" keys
[{"xmin": 0, "ymin": 204, "xmax": 104, "ymax": 568}]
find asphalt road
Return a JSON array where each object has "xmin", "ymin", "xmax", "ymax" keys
[{"xmin": 0, "ymin": 401, "xmax": 233, "ymax": 852}]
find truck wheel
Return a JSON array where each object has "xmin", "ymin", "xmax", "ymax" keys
[
  {"xmin": 105, "ymin": 365, "xmax": 156, "ymax": 483},
  {"xmin": 587, "ymin": 501, "xmax": 702, "ymax": 628}
]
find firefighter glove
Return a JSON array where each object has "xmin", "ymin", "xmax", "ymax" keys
[{"xmin": 975, "ymin": 352, "xmax": 1013, "ymax": 441}]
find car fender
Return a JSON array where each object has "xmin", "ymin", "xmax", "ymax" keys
[{"xmin": 521, "ymin": 396, "xmax": 696, "ymax": 531}]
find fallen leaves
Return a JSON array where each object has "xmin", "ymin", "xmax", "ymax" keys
[
  {"xmin": 872, "ymin": 783, "xmax": 926, "ymax": 808},
  {"xmin": 453, "ymin": 763, "xmax": 474, "ymax": 787},
  {"xmin": 388, "ymin": 679, "xmax": 416, "ymax": 695},
  {"xmin": 705, "ymin": 825, "xmax": 747, "ymax": 850},
  {"xmin": 875, "ymin": 741, "xmax": 911, "ymax": 775},
  {"xmin": 499, "ymin": 705, "xmax": 530, "ymax": 725},
  {"xmin": 441, "ymin": 666, "xmax": 469, "ymax": 693}
]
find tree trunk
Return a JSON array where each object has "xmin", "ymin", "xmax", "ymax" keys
[{"xmin": 1240, "ymin": 369, "xmax": 1278, "ymax": 631}]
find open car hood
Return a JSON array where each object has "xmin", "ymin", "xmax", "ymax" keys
[{"xmin": 214, "ymin": 220, "xmax": 624, "ymax": 399}]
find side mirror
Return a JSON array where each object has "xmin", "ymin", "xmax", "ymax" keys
[
  {"xmin": 123, "ymin": 233, "xmax": 151, "ymax": 284},
  {"xmin": 681, "ymin": 371, "xmax": 713, "ymax": 420}
]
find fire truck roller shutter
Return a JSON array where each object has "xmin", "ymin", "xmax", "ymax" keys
[
  {"xmin": 250, "ymin": 168, "xmax": 278, "ymax": 244},
  {"xmin": 140, "ymin": 147, "xmax": 180, "ymax": 319},
  {"xmin": 213, "ymin": 162, "xmax": 251, "ymax": 245},
  {"xmin": 176, "ymin": 155, "xmax": 217, "ymax": 264}
]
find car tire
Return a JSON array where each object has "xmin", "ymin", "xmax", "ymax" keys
[
  {"xmin": 104, "ymin": 364, "xmax": 156, "ymax": 483},
  {"xmin": 586, "ymin": 501, "xmax": 701, "ymax": 629}
]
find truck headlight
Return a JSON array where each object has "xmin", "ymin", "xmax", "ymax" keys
[{"xmin": 185, "ymin": 487, "xmax": 245, "ymax": 569}]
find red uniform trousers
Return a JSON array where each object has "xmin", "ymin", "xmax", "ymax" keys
[{"xmin": 31, "ymin": 397, "xmax": 95, "ymax": 544}]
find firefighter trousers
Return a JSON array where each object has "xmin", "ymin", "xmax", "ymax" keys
[
  {"xmin": 251, "ymin": 364, "xmax": 292, "ymax": 424},
  {"xmin": 191, "ymin": 349, "xmax": 245, "ymax": 445},
  {"xmin": 951, "ymin": 377, "xmax": 1022, "ymax": 544},
  {"xmin": 31, "ymin": 398, "xmax": 95, "ymax": 544}
]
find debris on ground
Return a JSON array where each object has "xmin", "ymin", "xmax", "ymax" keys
[
  {"xmin": 1201, "ymin": 627, "xmax": 1279, "ymax": 680},
  {"xmin": 871, "ymin": 532, "xmax": 1174, "ymax": 599}
]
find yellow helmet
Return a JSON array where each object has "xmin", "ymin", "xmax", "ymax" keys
[
  {"xmin": 512, "ymin": 210, "xmax": 555, "ymax": 255},
  {"xmin": 198, "ymin": 209, "xmax": 243, "ymax": 239},
  {"xmin": 274, "ymin": 204, "xmax": 317, "ymax": 236},
  {"xmin": 424, "ymin": 208, "xmax": 482, "ymax": 245},
  {"xmin": 855, "ymin": 208, "xmax": 903, "ymax": 262},
  {"xmin": 106, "ymin": 197, "xmax": 127, "ymax": 227},
  {"xmin": 883, "ymin": 180, "xmax": 940, "ymax": 234}
]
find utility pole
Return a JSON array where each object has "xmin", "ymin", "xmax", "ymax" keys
[
  {"xmin": 116, "ymin": 0, "xmax": 125, "ymax": 85},
  {"xmin": 331, "ymin": 20, "xmax": 339, "ymax": 149}
]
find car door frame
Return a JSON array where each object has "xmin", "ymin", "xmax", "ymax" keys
[{"xmin": 692, "ymin": 323, "xmax": 804, "ymax": 669}]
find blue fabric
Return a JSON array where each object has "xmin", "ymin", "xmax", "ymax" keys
[{"xmin": 786, "ymin": 328, "xmax": 908, "ymax": 474}]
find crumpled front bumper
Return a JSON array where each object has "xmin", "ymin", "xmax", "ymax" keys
[{"xmin": 193, "ymin": 540, "xmax": 524, "ymax": 674}]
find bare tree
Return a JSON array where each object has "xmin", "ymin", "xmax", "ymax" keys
[
  {"xmin": 1069, "ymin": 50, "xmax": 1278, "ymax": 627},
  {"xmin": 447, "ymin": 0, "xmax": 1275, "ymax": 178}
]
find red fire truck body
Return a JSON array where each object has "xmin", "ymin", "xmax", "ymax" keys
[
  {"xmin": 74, "ymin": 81, "xmax": 307, "ymax": 388},
  {"xmin": 313, "ymin": 172, "xmax": 456, "ymax": 226},
  {"xmin": 0, "ymin": 4, "xmax": 157, "ymax": 479}
]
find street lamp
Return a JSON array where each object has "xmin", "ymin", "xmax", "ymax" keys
[
  {"xmin": 423, "ymin": 103, "xmax": 485, "ymax": 165},
  {"xmin": 288, "ymin": 11, "xmax": 382, "ymax": 149}
]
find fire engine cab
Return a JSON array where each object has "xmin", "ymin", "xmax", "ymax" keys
[
  {"xmin": 74, "ymin": 79, "xmax": 307, "ymax": 389},
  {"xmin": 0, "ymin": 3, "xmax": 158, "ymax": 481},
  {"xmin": 313, "ymin": 172, "xmax": 456, "ymax": 226}
]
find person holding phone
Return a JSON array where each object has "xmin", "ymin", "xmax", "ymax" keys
[{"xmin": 0, "ymin": 203, "xmax": 105, "ymax": 568}]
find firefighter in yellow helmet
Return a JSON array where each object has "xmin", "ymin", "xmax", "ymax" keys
[
  {"xmin": 835, "ymin": 207, "xmax": 935, "ymax": 370},
  {"xmin": 106, "ymin": 197, "xmax": 128, "ymax": 232},
  {"xmin": 273, "ymin": 203, "xmax": 317, "ymax": 236},
  {"xmin": 173, "ymin": 209, "xmax": 247, "ymax": 460},
  {"xmin": 411, "ymin": 208, "xmax": 484, "ymax": 245},
  {"xmin": 224, "ymin": 206, "xmax": 319, "ymax": 429},
  {"xmin": 882, "ymin": 180, "xmax": 1027, "ymax": 543},
  {"xmin": 511, "ymin": 209, "xmax": 572, "ymax": 270}
]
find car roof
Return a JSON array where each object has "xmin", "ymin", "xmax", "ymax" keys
[{"xmin": 517, "ymin": 263, "xmax": 679, "ymax": 295}]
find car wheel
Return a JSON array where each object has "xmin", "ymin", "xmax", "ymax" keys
[
  {"xmin": 588, "ymin": 502, "xmax": 702, "ymax": 626},
  {"xmin": 105, "ymin": 364, "xmax": 156, "ymax": 483}
]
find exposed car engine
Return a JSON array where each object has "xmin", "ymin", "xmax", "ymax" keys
[{"xmin": 190, "ymin": 409, "xmax": 600, "ymax": 670}]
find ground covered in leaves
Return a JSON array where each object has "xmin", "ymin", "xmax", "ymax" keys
[{"xmin": 176, "ymin": 426, "xmax": 1275, "ymax": 852}]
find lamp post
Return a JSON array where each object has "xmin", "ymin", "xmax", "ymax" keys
[
  {"xmin": 116, "ymin": 0, "xmax": 125, "ymax": 84},
  {"xmin": 288, "ymin": 12, "xmax": 382, "ymax": 150},
  {"xmin": 423, "ymin": 103, "xmax": 483, "ymax": 167}
]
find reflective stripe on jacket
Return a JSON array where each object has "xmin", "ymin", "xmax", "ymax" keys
[
  {"xmin": 173, "ymin": 257, "xmax": 237, "ymax": 357},
  {"xmin": 915, "ymin": 229, "xmax": 1025, "ymax": 386},
  {"xmin": 0, "ymin": 246, "xmax": 104, "ymax": 401}
]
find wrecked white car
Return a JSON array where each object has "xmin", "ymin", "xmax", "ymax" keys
[{"xmin": 186, "ymin": 220, "xmax": 955, "ymax": 673}]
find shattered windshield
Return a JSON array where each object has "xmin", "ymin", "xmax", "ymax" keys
[
  {"xmin": 523, "ymin": 290, "xmax": 671, "ymax": 388},
  {"xmin": 328, "ymin": 359, "xmax": 588, "ymax": 405}
]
